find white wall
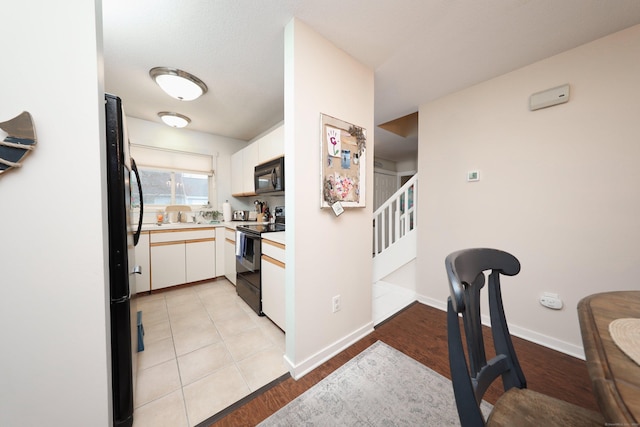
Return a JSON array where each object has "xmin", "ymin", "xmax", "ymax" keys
[
  {"xmin": 284, "ymin": 19, "xmax": 375, "ymax": 377},
  {"xmin": 417, "ymin": 25, "xmax": 640, "ymax": 357},
  {"xmin": 374, "ymin": 158, "xmax": 417, "ymax": 175},
  {"xmin": 397, "ymin": 159, "xmax": 417, "ymax": 175},
  {"xmin": 126, "ymin": 117, "xmax": 248, "ymax": 213},
  {"xmin": 381, "ymin": 259, "xmax": 417, "ymax": 292},
  {"xmin": 0, "ymin": 1, "xmax": 111, "ymax": 426}
]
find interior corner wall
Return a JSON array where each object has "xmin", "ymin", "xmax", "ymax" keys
[
  {"xmin": 1, "ymin": 1, "xmax": 111, "ymax": 426},
  {"xmin": 284, "ymin": 18, "xmax": 375, "ymax": 377},
  {"xmin": 417, "ymin": 24, "xmax": 640, "ymax": 357}
]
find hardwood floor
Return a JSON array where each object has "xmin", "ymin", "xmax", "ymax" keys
[{"xmin": 205, "ymin": 302, "xmax": 599, "ymax": 426}]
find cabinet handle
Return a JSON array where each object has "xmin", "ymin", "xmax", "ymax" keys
[{"xmin": 132, "ymin": 265, "xmax": 143, "ymax": 275}]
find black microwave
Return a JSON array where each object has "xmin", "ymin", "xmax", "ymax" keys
[{"xmin": 254, "ymin": 156, "xmax": 284, "ymax": 194}]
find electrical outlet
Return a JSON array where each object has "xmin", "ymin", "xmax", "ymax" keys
[{"xmin": 332, "ymin": 295, "xmax": 341, "ymax": 313}]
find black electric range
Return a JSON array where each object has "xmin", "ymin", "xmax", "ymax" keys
[{"xmin": 235, "ymin": 217, "xmax": 285, "ymax": 315}]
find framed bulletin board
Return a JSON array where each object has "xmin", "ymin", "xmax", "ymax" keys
[{"xmin": 320, "ymin": 113, "xmax": 366, "ymax": 208}]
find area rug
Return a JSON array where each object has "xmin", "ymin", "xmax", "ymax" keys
[{"xmin": 257, "ymin": 340, "xmax": 493, "ymax": 426}]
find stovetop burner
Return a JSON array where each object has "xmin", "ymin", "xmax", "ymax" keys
[{"xmin": 236, "ymin": 222, "xmax": 285, "ymax": 235}]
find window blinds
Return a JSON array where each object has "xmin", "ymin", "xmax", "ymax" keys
[{"xmin": 130, "ymin": 144, "xmax": 214, "ymax": 175}]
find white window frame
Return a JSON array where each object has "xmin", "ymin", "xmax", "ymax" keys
[{"xmin": 130, "ymin": 144, "xmax": 215, "ymax": 209}]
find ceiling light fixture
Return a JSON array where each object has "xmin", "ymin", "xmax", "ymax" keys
[
  {"xmin": 158, "ymin": 112, "xmax": 191, "ymax": 128},
  {"xmin": 149, "ymin": 67, "xmax": 208, "ymax": 101}
]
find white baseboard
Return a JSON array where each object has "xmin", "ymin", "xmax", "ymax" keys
[
  {"xmin": 416, "ymin": 294, "xmax": 585, "ymax": 360},
  {"xmin": 417, "ymin": 294, "xmax": 447, "ymax": 312},
  {"xmin": 285, "ymin": 322, "xmax": 375, "ymax": 380},
  {"xmin": 506, "ymin": 323, "xmax": 585, "ymax": 359}
]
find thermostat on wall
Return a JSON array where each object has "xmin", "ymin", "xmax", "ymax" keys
[
  {"xmin": 467, "ymin": 170, "xmax": 480, "ymax": 182},
  {"xmin": 530, "ymin": 84, "xmax": 570, "ymax": 111}
]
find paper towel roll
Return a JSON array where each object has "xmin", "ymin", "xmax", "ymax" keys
[{"xmin": 222, "ymin": 201, "xmax": 232, "ymax": 222}]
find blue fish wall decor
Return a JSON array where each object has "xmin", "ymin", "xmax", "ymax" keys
[{"xmin": 0, "ymin": 111, "xmax": 37, "ymax": 175}]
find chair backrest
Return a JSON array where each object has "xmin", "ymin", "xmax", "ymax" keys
[{"xmin": 445, "ymin": 248, "xmax": 526, "ymax": 426}]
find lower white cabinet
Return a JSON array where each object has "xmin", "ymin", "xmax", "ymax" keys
[
  {"xmin": 215, "ymin": 228, "xmax": 225, "ymax": 278},
  {"xmin": 224, "ymin": 227, "xmax": 236, "ymax": 285},
  {"xmin": 261, "ymin": 238, "xmax": 285, "ymax": 331},
  {"xmin": 150, "ymin": 243, "xmax": 186, "ymax": 290},
  {"xmin": 186, "ymin": 240, "xmax": 216, "ymax": 283},
  {"xmin": 149, "ymin": 228, "xmax": 216, "ymax": 290},
  {"xmin": 134, "ymin": 231, "xmax": 150, "ymax": 293}
]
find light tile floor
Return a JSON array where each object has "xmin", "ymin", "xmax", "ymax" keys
[{"xmin": 132, "ymin": 279, "xmax": 287, "ymax": 427}]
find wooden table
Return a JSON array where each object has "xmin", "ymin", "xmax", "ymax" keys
[{"xmin": 578, "ymin": 291, "xmax": 640, "ymax": 424}]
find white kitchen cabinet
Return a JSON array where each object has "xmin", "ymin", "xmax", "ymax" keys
[
  {"xmin": 231, "ymin": 150, "xmax": 243, "ymax": 196},
  {"xmin": 215, "ymin": 227, "xmax": 225, "ymax": 277},
  {"xmin": 261, "ymin": 238, "xmax": 285, "ymax": 331},
  {"xmin": 224, "ymin": 227, "xmax": 236, "ymax": 285},
  {"xmin": 149, "ymin": 227, "xmax": 216, "ymax": 290},
  {"xmin": 257, "ymin": 124, "xmax": 284, "ymax": 164},
  {"xmin": 231, "ymin": 124, "xmax": 283, "ymax": 197},
  {"xmin": 186, "ymin": 240, "xmax": 216, "ymax": 282},
  {"xmin": 134, "ymin": 231, "xmax": 150, "ymax": 294},
  {"xmin": 231, "ymin": 142, "xmax": 259, "ymax": 196},
  {"xmin": 243, "ymin": 143, "xmax": 258, "ymax": 195},
  {"xmin": 150, "ymin": 243, "xmax": 187, "ymax": 290}
]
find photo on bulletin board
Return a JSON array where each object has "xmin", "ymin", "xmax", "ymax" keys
[{"xmin": 320, "ymin": 113, "xmax": 366, "ymax": 208}]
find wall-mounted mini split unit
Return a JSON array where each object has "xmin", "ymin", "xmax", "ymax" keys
[{"xmin": 529, "ymin": 84, "xmax": 570, "ymax": 111}]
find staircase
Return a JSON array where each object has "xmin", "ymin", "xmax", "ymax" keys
[{"xmin": 372, "ymin": 174, "xmax": 417, "ymax": 282}]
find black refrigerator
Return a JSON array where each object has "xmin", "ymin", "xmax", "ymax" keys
[{"xmin": 105, "ymin": 93, "xmax": 144, "ymax": 427}]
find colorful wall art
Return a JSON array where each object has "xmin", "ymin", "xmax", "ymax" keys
[{"xmin": 320, "ymin": 113, "xmax": 366, "ymax": 208}]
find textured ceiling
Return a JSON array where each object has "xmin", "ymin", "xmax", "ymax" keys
[{"xmin": 102, "ymin": 0, "xmax": 640, "ymax": 162}]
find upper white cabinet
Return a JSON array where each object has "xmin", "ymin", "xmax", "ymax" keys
[
  {"xmin": 243, "ymin": 143, "xmax": 259, "ymax": 195},
  {"xmin": 231, "ymin": 150, "xmax": 243, "ymax": 196},
  {"xmin": 231, "ymin": 123, "xmax": 283, "ymax": 197},
  {"xmin": 231, "ymin": 142, "xmax": 258, "ymax": 196},
  {"xmin": 258, "ymin": 124, "xmax": 284, "ymax": 164}
]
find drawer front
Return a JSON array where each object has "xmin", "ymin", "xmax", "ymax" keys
[
  {"xmin": 262, "ymin": 239, "xmax": 285, "ymax": 262},
  {"xmin": 224, "ymin": 227, "xmax": 236, "ymax": 242},
  {"xmin": 150, "ymin": 228, "xmax": 215, "ymax": 243}
]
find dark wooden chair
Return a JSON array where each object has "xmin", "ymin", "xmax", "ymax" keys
[{"xmin": 445, "ymin": 248, "xmax": 604, "ymax": 426}]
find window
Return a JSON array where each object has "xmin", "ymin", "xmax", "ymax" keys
[
  {"xmin": 130, "ymin": 144, "xmax": 215, "ymax": 208},
  {"xmin": 140, "ymin": 168, "xmax": 210, "ymax": 207}
]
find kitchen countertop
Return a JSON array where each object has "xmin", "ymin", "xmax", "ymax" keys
[
  {"xmin": 140, "ymin": 221, "xmax": 285, "ymax": 245},
  {"xmin": 140, "ymin": 221, "xmax": 267, "ymax": 232}
]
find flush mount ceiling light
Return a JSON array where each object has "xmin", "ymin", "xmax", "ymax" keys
[
  {"xmin": 149, "ymin": 67, "xmax": 208, "ymax": 101},
  {"xmin": 158, "ymin": 112, "xmax": 191, "ymax": 128}
]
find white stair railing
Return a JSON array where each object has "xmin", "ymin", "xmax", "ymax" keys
[{"xmin": 373, "ymin": 174, "xmax": 417, "ymax": 257}]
